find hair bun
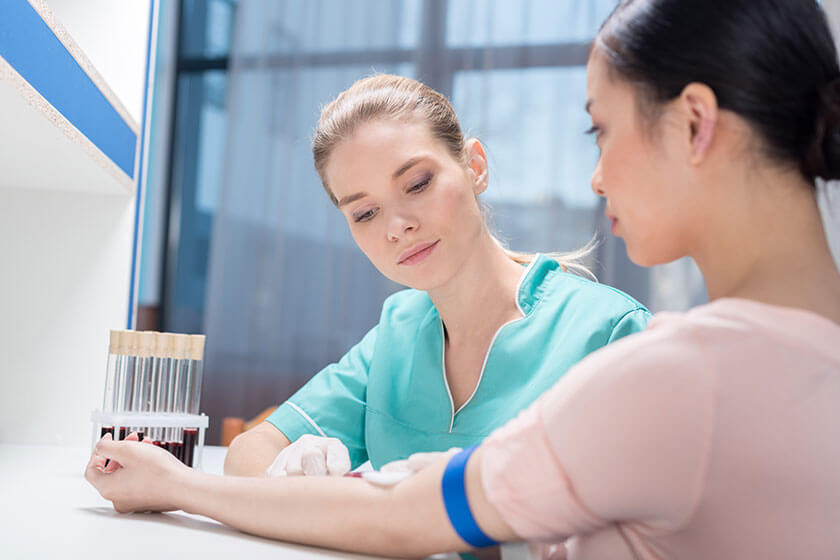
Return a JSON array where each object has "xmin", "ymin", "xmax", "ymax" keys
[{"xmin": 805, "ymin": 77, "xmax": 840, "ymax": 181}]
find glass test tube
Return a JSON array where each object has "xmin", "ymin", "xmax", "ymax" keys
[
  {"xmin": 149, "ymin": 332, "xmax": 170, "ymax": 443},
  {"xmin": 182, "ymin": 334, "xmax": 206, "ymax": 467},
  {"xmin": 166, "ymin": 334, "xmax": 189, "ymax": 460},
  {"xmin": 118, "ymin": 331, "xmax": 138, "ymax": 440},
  {"xmin": 99, "ymin": 330, "xmax": 122, "ymax": 437},
  {"xmin": 129, "ymin": 331, "xmax": 155, "ymax": 438}
]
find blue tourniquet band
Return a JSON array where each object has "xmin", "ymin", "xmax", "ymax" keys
[{"xmin": 441, "ymin": 446, "xmax": 499, "ymax": 548}]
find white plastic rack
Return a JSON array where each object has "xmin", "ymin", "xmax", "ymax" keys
[{"xmin": 90, "ymin": 411, "xmax": 208, "ymax": 470}]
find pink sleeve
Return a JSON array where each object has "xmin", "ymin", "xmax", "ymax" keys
[{"xmin": 480, "ymin": 322, "xmax": 717, "ymax": 541}]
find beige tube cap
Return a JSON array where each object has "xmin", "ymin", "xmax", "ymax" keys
[
  {"xmin": 188, "ymin": 334, "xmax": 206, "ymax": 361},
  {"xmin": 171, "ymin": 333, "xmax": 190, "ymax": 360},
  {"xmin": 108, "ymin": 330, "xmax": 131, "ymax": 354},
  {"xmin": 137, "ymin": 331, "xmax": 156, "ymax": 358},
  {"xmin": 122, "ymin": 330, "xmax": 140, "ymax": 357},
  {"xmin": 155, "ymin": 332, "xmax": 174, "ymax": 358}
]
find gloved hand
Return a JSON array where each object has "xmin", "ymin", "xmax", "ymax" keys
[
  {"xmin": 379, "ymin": 447, "xmax": 462, "ymax": 474},
  {"xmin": 265, "ymin": 434, "xmax": 351, "ymax": 477}
]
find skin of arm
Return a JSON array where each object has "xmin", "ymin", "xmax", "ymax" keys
[
  {"xmin": 223, "ymin": 421, "xmax": 292, "ymax": 476},
  {"xmin": 85, "ymin": 437, "xmax": 519, "ymax": 558}
]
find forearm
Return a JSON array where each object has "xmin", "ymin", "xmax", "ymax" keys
[
  {"xmin": 178, "ymin": 457, "xmax": 486, "ymax": 557},
  {"xmin": 88, "ymin": 436, "xmax": 518, "ymax": 557},
  {"xmin": 223, "ymin": 423, "xmax": 290, "ymax": 476}
]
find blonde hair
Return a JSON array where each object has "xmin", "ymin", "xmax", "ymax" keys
[{"xmin": 312, "ymin": 74, "xmax": 596, "ymax": 279}]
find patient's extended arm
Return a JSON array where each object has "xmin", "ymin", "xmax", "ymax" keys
[{"xmin": 85, "ymin": 435, "xmax": 518, "ymax": 558}]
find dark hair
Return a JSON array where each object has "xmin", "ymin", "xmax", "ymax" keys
[{"xmin": 596, "ymin": 0, "xmax": 840, "ymax": 182}]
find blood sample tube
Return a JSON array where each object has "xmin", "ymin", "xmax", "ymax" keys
[
  {"xmin": 100, "ymin": 330, "xmax": 121, "ymax": 436},
  {"xmin": 130, "ymin": 331, "xmax": 155, "ymax": 437},
  {"xmin": 182, "ymin": 334, "xmax": 206, "ymax": 467},
  {"xmin": 186, "ymin": 335, "xmax": 205, "ymax": 415},
  {"xmin": 117, "ymin": 331, "xmax": 138, "ymax": 439},
  {"xmin": 109, "ymin": 330, "xmax": 131, "ymax": 423},
  {"xmin": 166, "ymin": 334, "xmax": 189, "ymax": 459},
  {"xmin": 150, "ymin": 332, "xmax": 171, "ymax": 445}
]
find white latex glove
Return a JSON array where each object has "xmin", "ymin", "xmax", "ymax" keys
[
  {"xmin": 265, "ymin": 434, "xmax": 351, "ymax": 477},
  {"xmin": 379, "ymin": 447, "xmax": 462, "ymax": 474}
]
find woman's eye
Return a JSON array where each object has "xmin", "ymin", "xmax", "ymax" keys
[
  {"xmin": 585, "ymin": 125, "xmax": 602, "ymax": 139},
  {"xmin": 353, "ymin": 209, "xmax": 376, "ymax": 223},
  {"xmin": 408, "ymin": 176, "xmax": 431, "ymax": 193}
]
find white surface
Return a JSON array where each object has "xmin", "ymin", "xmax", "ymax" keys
[
  {"xmin": 44, "ymin": 0, "xmax": 151, "ymax": 125},
  {"xmin": 0, "ymin": 444, "xmax": 401, "ymax": 560}
]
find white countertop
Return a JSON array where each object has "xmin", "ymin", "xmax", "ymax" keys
[{"xmin": 0, "ymin": 444, "xmax": 401, "ymax": 560}]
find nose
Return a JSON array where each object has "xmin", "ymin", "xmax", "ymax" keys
[
  {"xmin": 386, "ymin": 210, "xmax": 418, "ymax": 242},
  {"xmin": 590, "ymin": 161, "xmax": 605, "ymax": 197}
]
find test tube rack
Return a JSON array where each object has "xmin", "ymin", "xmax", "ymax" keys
[
  {"xmin": 90, "ymin": 411, "xmax": 209, "ymax": 470},
  {"xmin": 93, "ymin": 330, "xmax": 208, "ymax": 469}
]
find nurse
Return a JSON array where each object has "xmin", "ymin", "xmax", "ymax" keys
[
  {"xmin": 223, "ymin": 74, "xmax": 651, "ymax": 476},
  {"xmin": 86, "ymin": 0, "xmax": 840, "ymax": 558}
]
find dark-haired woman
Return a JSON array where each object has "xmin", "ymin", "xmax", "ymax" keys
[{"xmin": 86, "ymin": 1, "xmax": 840, "ymax": 558}]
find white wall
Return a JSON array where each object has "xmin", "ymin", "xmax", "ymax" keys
[
  {"xmin": 0, "ymin": 1, "xmax": 153, "ymax": 446},
  {"xmin": 45, "ymin": 0, "xmax": 152, "ymax": 125}
]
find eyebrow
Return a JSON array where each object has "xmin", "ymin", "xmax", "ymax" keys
[
  {"xmin": 337, "ymin": 156, "xmax": 427, "ymax": 208},
  {"xmin": 337, "ymin": 191, "xmax": 368, "ymax": 208},
  {"xmin": 585, "ymin": 99, "xmax": 594, "ymax": 114},
  {"xmin": 392, "ymin": 156, "xmax": 424, "ymax": 179}
]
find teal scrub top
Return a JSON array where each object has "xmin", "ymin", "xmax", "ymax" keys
[{"xmin": 267, "ymin": 254, "xmax": 651, "ymax": 469}]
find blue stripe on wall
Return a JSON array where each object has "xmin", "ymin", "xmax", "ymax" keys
[
  {"xmin": 128, "ymin": 0, "xmax": 157, "ymax": 329},
  {"xmin": 0, "ymin": 1, "xmax": 138, "ymax": 178}
]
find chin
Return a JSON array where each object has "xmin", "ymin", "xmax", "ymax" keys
[
  {"xmin": 376, "ymin": 266, "xmax": 434, "ymax": 291},
  {"xmin": 400, "ymin": 276, "xmax": 443, "ymax": 292},
  {"xmin": 626, "ymin": 241, "xmax": 683, "ymax": 268}
]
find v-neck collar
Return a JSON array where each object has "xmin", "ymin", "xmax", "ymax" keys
[{"xmin": 432, "ymin": 254, "xmax": 559, "ymax": 431}]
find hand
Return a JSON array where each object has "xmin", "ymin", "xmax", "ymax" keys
[
  {"xmin": 265, "ymin": 434, "xmax": 350, "ymax": 477},
  {"xmin": 85, "ymin": 433, "xmax": 190, "ymax": 513},
  {"xmin": 379, "ymin": 447, "xmax": 462, "ymax": 474}
]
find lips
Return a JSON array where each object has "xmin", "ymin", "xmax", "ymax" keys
[
  {"xmin": 605, "ymin": 211, "xmax": 618, "ymax": 234},
  {"xmin": 398, "ymin": 240, "xmax": 439, "ymax": 265}
]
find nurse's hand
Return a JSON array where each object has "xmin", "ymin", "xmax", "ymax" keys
[
  {"xmin": 265, "ymin": 434, "xmax": 350, "ymax": 477},
  {"xmin": 85, "ymin": 433, "xmax": 189, "ymax": 513}
]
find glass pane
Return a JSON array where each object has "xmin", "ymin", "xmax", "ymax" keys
[
  {"xmin": 233, "ymin": 0, "xmax": 421, "ymax": 57},
  {"xmin": 180, "ymin": 0, "xmax": 237, "ymax": 58},
  {"xmin": 452, "ymin": 66, "xmax": 599, "ymax": 254},
  {"xmin": 220, "ymin": 63, "xmax": 414, "ymax": 246},
  {"xmin": 447, "ymin": 0, "xmax": 618, "ymax": 47},
  {"xmin": 166, "ymin": 71, "xmax": 229, "ymax": 333}
]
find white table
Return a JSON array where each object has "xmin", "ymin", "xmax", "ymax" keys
[{"xmin": 0, "ymin": 444, "xmax": 402, "ymax": 560}]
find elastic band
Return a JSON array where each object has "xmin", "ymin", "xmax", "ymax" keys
[{"xmin": 441, "ymin": 446, "xmax": 499, "ymax": 548}]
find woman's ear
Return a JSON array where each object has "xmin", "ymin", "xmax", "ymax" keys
[
  {"xmin": 464, "ymin": 138, "xmax": 489, "ymax": 195},
  {"xmin": 679, "ymin": 83, "xmax": 719, "ymax": 165}
]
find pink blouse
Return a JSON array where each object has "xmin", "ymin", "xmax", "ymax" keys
[{"xmin": 481, "ymin": 298, "xmax": 840, "ymax": 559}]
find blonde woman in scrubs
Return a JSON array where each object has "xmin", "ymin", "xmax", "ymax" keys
[
  {"xmin": 219, "ymin": 74, "xmax": 651, "ymax": 477},
  {"xmin": 89, "ymin": 0, "xmax": 840, "ymax": 556}
]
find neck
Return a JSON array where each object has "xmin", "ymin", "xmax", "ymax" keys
[
  {"xmin": 426, "ymin": 233, "xmax": 526, "ymax": 346},
  {"xmin": 691, "ymin": 167, "xmax": 840, "ymax": 323}
]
